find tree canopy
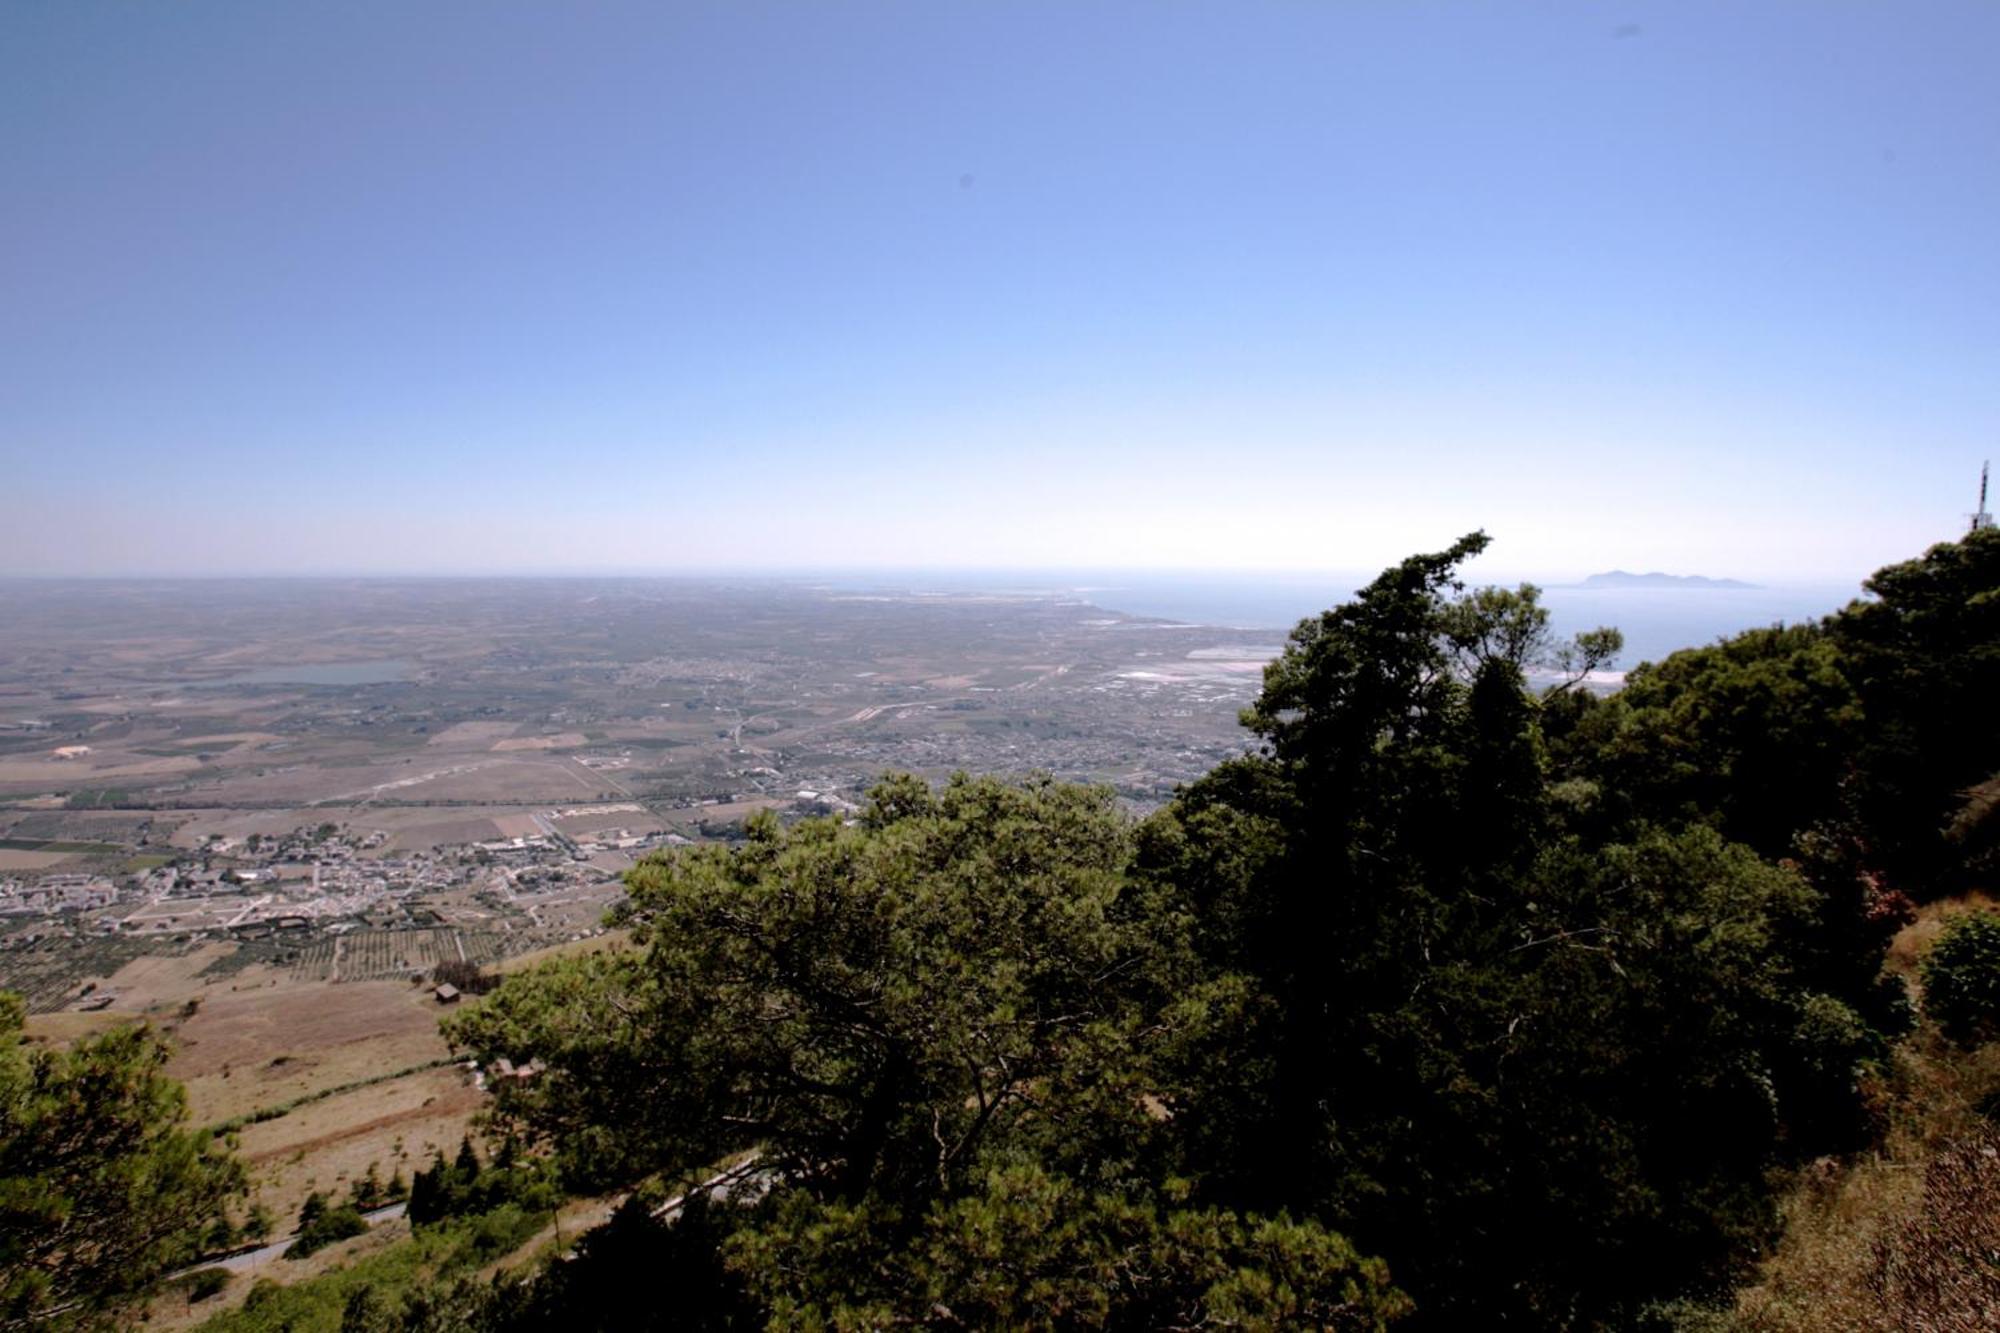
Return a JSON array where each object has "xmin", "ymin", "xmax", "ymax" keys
[
  {"xmin": 1130, "ymin": 534, "xmax": 1895, "ymax": 1324},
  {"xmin": 0, "ymin": 992, "xmax": 244, "ymax": 1331},
  {"xmin": 446, "ymin": 775, "xmax": 1407, "ymax": 1329}
]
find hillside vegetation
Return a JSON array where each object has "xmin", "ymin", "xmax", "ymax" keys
[{"xmin": 8, "ymin": 527, "xmax": 2000, "ymax": 1330}]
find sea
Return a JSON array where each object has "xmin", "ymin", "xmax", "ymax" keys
[{"xmin": 858, "ymin": 572, "xmax": 1866, "ymax": 677}]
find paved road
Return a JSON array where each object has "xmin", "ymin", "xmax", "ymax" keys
[
  {"xmin": 201, "ymin": 1201, "xmax": 409, "ymax": 1274},
  {"xmin": 184, "ymin": 1154, "xmax": 765, "ymax": 1280}
]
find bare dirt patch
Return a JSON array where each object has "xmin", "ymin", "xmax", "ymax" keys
[
  {"xmin": 382, "ymin": 816, "xmax": 506, "ymax": 852},
  {"xmin": 491, "ymin": 732, "xmax": 588, "ymax": 752},
  {"xmin": 0, "ymin": 848, "xmax": 75, "ymax": 870},
  {"xmin": 550, "ymin": 808, "xmax": 661, "ymax": 836},
  {"xmin": 693, "ymin": 797, "xmax": 788, "ymax": 823},
  {"xmin": 171, "ymin": 732, "xmax": 285, "ymax": 750},
  {"xmin": 425, "ymin": 720, "xmax": 519, "ymax": 748}
]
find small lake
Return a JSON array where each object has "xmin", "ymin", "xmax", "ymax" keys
[{"xmin": 209, "ymin": 659, "xmax": 416, "ymax": 687}]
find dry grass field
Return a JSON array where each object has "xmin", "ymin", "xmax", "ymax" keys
[
  {"xmin": 170, "ymin": 977, "xmax": 453, "ymax": 1123},
  {"xmin": 233, "ymin": 1062, "xmax": 483, "ymax": 1225},
  {"xmin": 0, "ymin": 753, "xmax": 201, "ymax": 789},
  {"xmin": 20, "ymin": 951, "xmax": 484, "ymax": 1287},
  {"xmin": 1726, "ymin": 1041, "xmax": 2000, "ymax": 1331},
  {"xmin": 0, "ymin": 848, "xmax": 76, "ymax": 869},
  {"xmin": 101, "ymin": 942, "xmax": 238, "ymax": 1008},
  {"xmin": 1725, "ymin": 896, "xmax": 2000, "ymax": 1331},
  {"xmin": 301, "ymin": 757, "xmax": 607, "ymax": 805},
  {"xmin": 20, "ymin": 1008, "xmax": 126, "ymax": 1047},
  {"xmin": 380, "ymin": 816, "xmax": 505, "ymax": 850},
  {"xmin": 423, "ymin": 720, "xmax": 519, "ymax": 748},
  {"xmin": 175, "ymin": 977, "xmax": 480, "ymax": 1265},
  {"xmin": 150, "ymin": 802, "xmax": 627, "ymax": 853},
  {"xmin": 491, "ymin": 732, "xmax": 588, "ymax": 752}
]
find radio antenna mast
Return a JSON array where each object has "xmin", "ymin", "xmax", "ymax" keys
[{"xmin": 1975, "ymin": 461, "xmax": 1994, "ymax": 533}]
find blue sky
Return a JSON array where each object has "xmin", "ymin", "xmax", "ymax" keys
[{"xmin": 3, "ymin": 2, "xmax": 1996, "ymax": 581}]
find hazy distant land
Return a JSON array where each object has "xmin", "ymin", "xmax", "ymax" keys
[{"xmin": 1573, "ymin": 570, "xmax": 1760, "ymax": 590}]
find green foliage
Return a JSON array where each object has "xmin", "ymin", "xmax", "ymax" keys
[
  {"xmin": 730, "ymin": 1160, "xmax": 1408, "ymax": 1331},
  {"xmin": 286, "ymin": 1191, "xmax": 369, "ymax": 1259},
  {"xmin": 432, "ymin": 959, "xmax": 500, "ymax": 996},
  {"xmin": 203, "ymin": 1213, "xmax": 239, "ymax": 1253},
  {"xmin": 1921, "ymin": 911, "xmax": 2000, "ymax": 1043},
  {"xmin": 407, "ymin": 1138, "xmax": 558, "ymax": 1226},
  {"xmin": 182, "ymin": 1267, "xmax": 232, "ymax": 1303},
  {"xmin": 1565, "ymin": 623, "xmax": 1861, "ymax": 857},
  {"xmin": 444, "ymin": 773, "xmax": 1405, "ymax": 1327},
  {"xmin": 193, "ymin": 1206, "xmax": 547, "ymax": 1333},
  {"xmin": 0, "ymin": 990, "xmax": 245, "ymax": 1329},
  {"xmin": 404, "ymin": 1193, "xmax": 746, "ymax": 1331},
  {"xmin": 448, "ymin": 776, "xmax": 1198, "ymax": 1198},
  {"xmin": 351, "ymin": 1162, "xmax": 385, "ymax": 1209},
  {"xmin": 1139, "ymin": 535, "xmax": 1887, "ymax": 1323},
  {"xmin": 1835, "ymin": 527, "xmax": 2000, "ymax": 887},
  {"xmin": 409, "ymin": 1177, "xmax": 1406, "ymax": 1333},
  {"xmin": 1569, "ymin": 528, "xmax": 2000, "ymax": 892}
]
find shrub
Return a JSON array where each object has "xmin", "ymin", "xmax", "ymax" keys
[
  {"xmin": 407, "ymin": 1138, "xmax": 559, "ymax": 1226},
  {"xmin": 183, "ymin": 1267, "xmax": 231, "ymax": 1302},
  {"xmin": 286, "ymin": 1202, "xmax": 369, "ymax": 1259},
  {"xmin": 1922, "ymin": 911, "xmax": 2000, "ymax": 1043},
  {"xmin": 434, "ymin": 959, "xmax": 501, "ymax": 995}
]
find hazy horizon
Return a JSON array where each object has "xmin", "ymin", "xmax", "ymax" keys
[
  {"xmin": 0, "ymin": 561, "xmax": 1867, "ymax": 669},
  {"xmin": 0, "ymin": 561, "xmax": 1874, "ymax": 589},
  {"xmin": 7, "ymin": 4, "xmax": 1997, "ymax": 581}
]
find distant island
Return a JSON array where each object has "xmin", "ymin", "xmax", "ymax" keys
[{"xmin": 1577, "ymin": 570, "xmax": 1759, "ymax": 590}]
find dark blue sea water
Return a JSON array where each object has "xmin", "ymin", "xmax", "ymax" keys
[
  {"xmin": 1529, "ymin": 586, "xmax": 1861, "ymax": 670},
  {"xmin": 850, "ymin": 571, "xmax": 1865, "ymax": 675},
  {"xmin": 1069, "ymin": 576, "xmax": 1863, "ymax": 672}
]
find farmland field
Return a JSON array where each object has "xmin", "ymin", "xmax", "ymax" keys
[
  {"xmin": 0, "ymin": 837, "xmax": 126, "ymax": 853},
  {"xmin": 334, "ymin": 928, "xmax": 458, "ymax": 981},
  {"xmin": 0, "ymin": 849, "xmax": 75, "ymax": 870},
  {"xmin": 0, "ymin": 933, "xmax": 206, "ymax": 1013}
]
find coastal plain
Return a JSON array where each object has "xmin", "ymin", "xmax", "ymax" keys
[{"xmin": 0, "ymin": 577, "xmax": 1284, "ymax": 1261}]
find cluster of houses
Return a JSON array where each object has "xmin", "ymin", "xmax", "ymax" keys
[
  {"xmin": 4, "ymin": 809, "xmax": 684, "ymax": 951},
  {"xmin": 465, "ymin": 1053, "xmax": 544, "ymax": 1089},
  {"xmin": 0, "ymin": 874, "xmax": 117, "ymax": 914}
]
